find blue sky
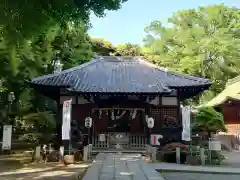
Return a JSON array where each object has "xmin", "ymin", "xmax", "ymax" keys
[{"xmin": 88, "ymin": 0, "xmax": 239, "ymax": 45}]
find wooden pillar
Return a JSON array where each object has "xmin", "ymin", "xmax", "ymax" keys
[
  {"xmin": 56, "ymin": 93, "xmax": 62, "ymax": 146},
  {"xmin": 145, "ymin": 104, "xmax": 150, "ymax": 144},
  {"xmin": 177, "ymin": 90, "xmax": 181, "ymax": 127}
]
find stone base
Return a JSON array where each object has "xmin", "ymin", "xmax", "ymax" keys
[
  {"xmin": 63, "ymin": 155, "xmax": 75, "ymax": 165},
  {"xmin": 1, "ymin": 150, "xmax": 11, "ymax": 155},
  {"xmin": 74, "ymin": 151, "xmax": 83, "ymax": 162},
  {"xmin": 47, "ymin": 151, "xmax": 59, "ymax": 162},
  {"xmin": 186, "ymin": 155, "xmax": 199, "ymax": 165}
]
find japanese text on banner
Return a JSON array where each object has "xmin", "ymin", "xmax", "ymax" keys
[{"xmin": 62, "ymin": 99, "xmax": 72, "ymax": 140}]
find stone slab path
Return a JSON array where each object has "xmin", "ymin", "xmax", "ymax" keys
[{"xmin": 83, "ymin": 153, "xmax": 164, "ymax": 180}]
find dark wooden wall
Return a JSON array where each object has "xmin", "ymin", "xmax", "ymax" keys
[
  {"xmin": 60, "ymin": 103, "xmax": 180, "ymax": 134},
  {"xmin": 149, "ymin": 105, "xmax": 179, "ymax": 133},
  {"xmin": 219, "ymin": 101, "xmax": 240, "ymax": 134}
]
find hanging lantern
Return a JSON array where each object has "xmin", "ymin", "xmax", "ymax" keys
[
  {"xmin": 111, "ymin": 109, "xmax": 115, "ymax": 120},
  {"xmin": 147, "ymin": 117, "xmax": 154, "ymax": 129}
]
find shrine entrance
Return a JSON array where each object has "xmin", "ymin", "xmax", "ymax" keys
[
  {"xmin": 91, "ymin": 108, "xmax": 148, "ymax": 151},
  {"xmin": 108, "ymin": 132, "xmax": 130, "ymax": 149},
  {"xmin": 92, "ymin": 108, "xmax": 146, "ymax": 133}
]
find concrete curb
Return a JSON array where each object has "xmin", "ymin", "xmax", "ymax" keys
[{"xmin": 151, "ymin": 163, "xmax": 240, "ymax": 174}]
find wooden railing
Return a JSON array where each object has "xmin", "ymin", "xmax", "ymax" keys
[
  {"xmin": 129, "ymin": 134, "xmax": 147, "ymax": 148},
  {"xmin": 92, "ymin": 132, "xmax": 110, "ymax": 149},
  {"xmin": 92, "ymin": 132, "xmax": 148, "ymax": 149}
]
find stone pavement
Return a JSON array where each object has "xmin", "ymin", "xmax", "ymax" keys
[
  {"xmin": 151, "ymin": 162, "xmax": 240, "ymax": 174},
  {"xmin": 161, "ymin": 172, "xmax": 240, "ymax": 180},
  {"xmin": 83, "ymin": 153, "xmax": 164, "ymax": 180}
]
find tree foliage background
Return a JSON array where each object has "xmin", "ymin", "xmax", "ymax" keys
[
  {"xmin": 143, "ymin": 4, "xmax": 240, "ymax": 104},
  {"xmin": 0, "ymin": 0, "xmax": 128, "ymax": 144}
]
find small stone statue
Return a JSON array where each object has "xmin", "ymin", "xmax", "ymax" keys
[{"xmin": 70, "ymin": 120, "xmax": 84, "ymax": 149}]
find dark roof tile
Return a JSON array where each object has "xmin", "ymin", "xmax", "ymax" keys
[{"xmin": 31, "ymin": 56, "xmax": 211, "ymax": 93}]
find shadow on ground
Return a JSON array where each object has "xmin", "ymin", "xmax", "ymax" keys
[
  {"xmin": 0, "ymin": 154, "xmax": 89, "ymax": 180},
  {"xmin": 0, "ymin": 164, "xmax": 88, "ymax": 180}
]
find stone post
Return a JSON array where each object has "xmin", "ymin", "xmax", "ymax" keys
[
  {"xmin": 151, "ymin": 146, "xmax": 157, "ymax": 162},
  {"xmin": 83, "ymin": 145, "xmax": 89, "ymax": 161},
  {"xmin": 59, "ymin": 146, "xmax": 64, "ymax": 162},
  {"xmin": 176, "ymin": 147, "xmax": 180, "ymax": 164},
  {"xmin": 200, "ymin": 147, "xmax": 205, "ymax": 165},
  {"xmin": 145, "ymin": 145, "xmax": 150, "ymax": 154},
  {"xmin": 35, "ymin": 146, "xmax": 41, "ymax": 162},
  {"xmin": 88, "ymin": 144, "xmax": 92, "ymax": 160}
]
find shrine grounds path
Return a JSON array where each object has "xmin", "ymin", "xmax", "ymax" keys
[{"xmin": 82, "ymin": 153, "xmax": 164, "ymax": 180}]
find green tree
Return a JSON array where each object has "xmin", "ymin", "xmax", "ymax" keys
[
  {"xmin": 0, "ymin": 23, "xmax": 93, "ymax": 104},
  {"xmin": 0, "ymin": 0, "xmax": 128, "ymax": 43},
  {"xmin": 0, "ymin": 0, "xmax": 127, "ymax": 74},
  {"xmin": 91, "ymin": 38, "xmax": 116, "ymax": 56},
  {"xmin": 193, "ymin": 106, "xmax": 227, "ymax": 138},
  {"xmin": 0, "ymin": 23, "xmax": 94, "ymax": 143},
  {"xmin": 143, "ymin": 5, "xmax": 240, "ymax": 104},
  {"xmin": 114, "ymin": 43, "xmax": 141, "ymax": 56}
]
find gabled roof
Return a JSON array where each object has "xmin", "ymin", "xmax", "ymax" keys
[
  {"xmin": 203, "ymin": 76, "xmax": 240, "ymax": 107},
  {"xmin": 30, "ymin": 56, "xmax": 211, "ymax": 94}
]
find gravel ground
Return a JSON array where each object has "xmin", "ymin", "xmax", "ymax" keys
[{"xmin": 162, "ymin": 172, "xmax": 240, "ymax": 180}]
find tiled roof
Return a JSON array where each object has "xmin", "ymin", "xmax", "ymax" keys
[
  {"xmin": 201, "ymin": 76, "xmax": 240, "ymax": 107},
  {"xmin": 30, "ymin": 56, "xmax": 211, "ymax": 94},
  {"xmin": 226, "ymin": 75, "xmax": 240, "ymax": 86}
]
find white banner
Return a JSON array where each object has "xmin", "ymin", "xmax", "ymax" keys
[
  {"xmin": 62, "ymin": 99, "xmax": 72, "ymax": 140},
  {"xmin": 2, "ymin": 125, "xmax": 12, "ymax": 150},
  {"xmin": 181, "ymin": 106, "xmax": 191, "ymax": 141}
]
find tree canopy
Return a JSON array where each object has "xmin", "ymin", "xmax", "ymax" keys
[
  {"xmin": 0, "ymin": 0, "xmax": 128, "ymax": 43},
  {"xmin": 193, "ymin": 106, "xmax": 227, "ymax": 136},
  {"xmin": 143, "ymin": 4, "xmax": 240, "ymax": 104},
  {"xmin": 0, "ymin": 0, "xmax": 127, "ymax": 74}
]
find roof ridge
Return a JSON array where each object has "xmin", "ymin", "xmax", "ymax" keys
[
  {"xmin": 97, "ymin": 56, "xmax": 141, "ymax": 62},
  {"xmin": 168, "ymin": 71, "xmax": 209, "ymax": 83},
  {"xmin": 226, "ymin": 75, "xmax": 240, "ymax": 86},
  {"xmin": 138, "ymin": 58, "xmax": 209, "ymax": 83},
  {"xmin": 32, "ymin": 58, "xmax": 100, "ymax": 82}
]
